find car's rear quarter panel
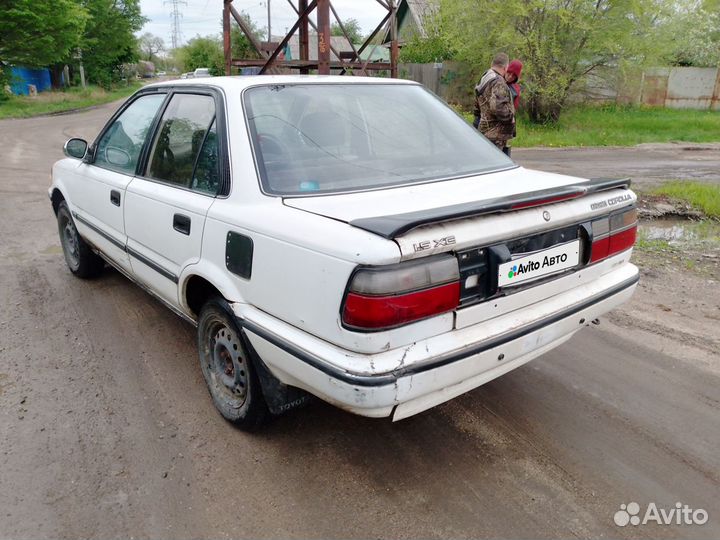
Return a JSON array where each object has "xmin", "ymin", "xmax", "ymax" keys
[{"xmin": 200, "ymin": 198, "xmax": 460, "ymax": 353}]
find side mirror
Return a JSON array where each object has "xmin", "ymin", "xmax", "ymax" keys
[{"xmin": 63, "ymin": 138, "xmax": 88, "ymax": 159}]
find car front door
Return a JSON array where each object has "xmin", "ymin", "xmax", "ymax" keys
[
  {"xmin": 124, "ymin": 90, "xmax": 224, "ymax": 307},
  {"xmin": 67, "ymin": 92, "xmax": 167, "ymax": 273}
]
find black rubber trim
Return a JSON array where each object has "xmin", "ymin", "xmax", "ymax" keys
[
  {"xmin": 126, "ymin": 247, "xmax": 179, "ymax": 284},
  {"xmin": 350, "ymin": 177, "xmax": 632, "ymax": 239},
  {"xmin": 241, "ymin": 272, "xmax": 639, "ymax": 387},
  {"xmin": 72, "ymin": 210, "xmax": 178, "ymax": 284},
  {"xmin": 72, "ymin": 211, "xmax": 125, "ymax": 250}
]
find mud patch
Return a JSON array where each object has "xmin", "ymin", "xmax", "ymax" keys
[{"xmin": 638, "ymin": 193, "xmax": 705, "ymax": 219}]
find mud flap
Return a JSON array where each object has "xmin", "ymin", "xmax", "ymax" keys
[{"xmin": 239, "ymin": 328, "xmax": 313, "ymax": 415}]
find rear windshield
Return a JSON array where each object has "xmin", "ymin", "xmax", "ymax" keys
[{"xmin": 243, "ymin": 83, "xmax": 515, "ymax": 196}]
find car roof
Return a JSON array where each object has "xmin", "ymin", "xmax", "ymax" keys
[{"xmin": 142, "ymin": 75, "xmax": 418, "ymax": 92}]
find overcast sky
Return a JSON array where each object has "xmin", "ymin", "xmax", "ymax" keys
[{"xmin": 139, "ymin": 0, "xmax": 387, "ymax": 46}]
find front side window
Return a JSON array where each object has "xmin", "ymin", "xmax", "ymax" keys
[
  {"xmin": 243, "ymin": 84, "xmax": 515, "ymax": 196},
  {"xmin": 146, "ymin": 93, "xmax": 216, "ymax": 187},
  {"xmin": 95, "ymin": 93, "xmax": 166, "ymax": 174}
]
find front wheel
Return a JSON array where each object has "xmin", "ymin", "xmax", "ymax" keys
[
  {"xmin": 197, "ymin": 297, "xmax": 269, "ymax": 430},
  {"xmin": 56, "ymin": 201, "xmax": 104, "ymax": 278}
]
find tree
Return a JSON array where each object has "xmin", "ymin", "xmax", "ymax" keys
[
  {"xmin": 79, "ymin": 0, "xmax": 146, "ymax": 87},
  {"xmin": 331, "ymin": 18, "xmax": 363, "ymax": 44},
  {"xmin": 440, "ymin": 0, "xmax": 670, "ymax": 123},
  {"xmin": 399, "ymin": 34, "xmax": 454, "ymax": 63},
  {"xmin": 229, "ymin": 11, "xmax": 265, "ymax": 62},
  {"xmin": 177, "ymin": 36, "xmax": 224, "ymax": 75},
  {"xmin": 139, "ymin": 32, "xmax": 165, "ymax": 63},
  {"xmin": 661, "ymin": 5, "xmax": 720, "ymax": 67},
  {"xmin": 0, "ymin": 0, "xmax": 87, "ymax": 86}
]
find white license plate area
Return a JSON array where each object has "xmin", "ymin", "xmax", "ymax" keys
[{"xmin": 498, "ymin": 240, "xmax": 580, "ymax": 288}]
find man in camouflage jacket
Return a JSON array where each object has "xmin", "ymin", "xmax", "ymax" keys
[{"xmin": 475, "ymin": 53, "xmax": 515, "ymax": 154}]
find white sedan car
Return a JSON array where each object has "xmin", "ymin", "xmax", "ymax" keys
[{"xmin": 50, "ymin": 76, "xmax": 639, "ymax": 429}]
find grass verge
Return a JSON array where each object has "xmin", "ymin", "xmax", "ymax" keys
[
  {"xmin": 652, "ymin": 181, "xmax": 720, "ymax": 219},
  {"xmin": 461, "ymin": 105, "xmax": 720, "ymax": 148},
  {"xmin": 0, "ymin": 82, "xmax": 143, "ymax": 119},
  {"xmin": 635, "ymin": 234, "xmax": 675, "ymax": 253}
]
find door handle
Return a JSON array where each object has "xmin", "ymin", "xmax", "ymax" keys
[
  {"xmin": 173, "ymin": 213, "xmax": 191, "ymax": 235},
  {"xmin": 110, "ymin": 190, "xmax": 121, "ymax": 206}
]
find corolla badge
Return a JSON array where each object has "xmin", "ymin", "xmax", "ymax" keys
[{"xmin": 543, "ymin": 210, "xmax": 551, "ymax": 221}]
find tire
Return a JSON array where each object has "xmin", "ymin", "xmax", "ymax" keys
[
  {"xmin": 197, "ymin": 297, "xmax": 269, "ymax": 430},
  {"xmin": 56, "ymin": 201, "xmax": 104, "ymax": 279}
]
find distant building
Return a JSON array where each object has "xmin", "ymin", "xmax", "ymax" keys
[{"xmin": 383, "ymin": 0, "xmax": 438, "ymax": 45}]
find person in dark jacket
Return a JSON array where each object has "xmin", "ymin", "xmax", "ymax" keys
[
  {"xmin": 472, "ymin": 53, "xmax": 508, "ymax": 129},
  {"xmin": 475, "ymin": 52, "xmax": 515, "ymax": 154}
]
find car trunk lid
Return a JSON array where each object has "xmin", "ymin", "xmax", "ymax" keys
[{"xmin": 283, "ymin": 167, "xmax": 633, "ymax": 260}]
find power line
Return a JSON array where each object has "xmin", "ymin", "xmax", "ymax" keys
[{"xmin": 164, "ymin": 0, "xmax": 188, "ymax": 49}]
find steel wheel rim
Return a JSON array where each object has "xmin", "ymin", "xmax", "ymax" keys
[
  {"xmin": 60, "ymin": 214, "xmax": 80, "ymax": 269},
  {"xmin": 206, "ymin": 323, "xmax": 248, "ymax": 405}
]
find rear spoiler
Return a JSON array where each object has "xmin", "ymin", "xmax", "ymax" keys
[{"xmin": 349, "ymin": 177, "xmax": 631, "ymax": 239}]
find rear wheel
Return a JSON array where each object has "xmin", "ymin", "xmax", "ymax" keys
[
  {"xmin": 56, "ymin": 201, "xmax": 104, "ymax": 278},
  {"xmin": 197, "ymin": 297, "xmax": 269, "ymax": 429}
]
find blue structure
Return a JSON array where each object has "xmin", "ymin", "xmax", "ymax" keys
[{"xmin": 9, "ymin": 67, "xmax": 52, "ymax": 95}]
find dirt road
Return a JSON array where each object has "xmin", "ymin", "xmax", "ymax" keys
[
  {"xmin": 1, "ymin": 101, "xmax": 718, "ymax": 539},
  {"xmin": 514, "ymin": 144, "xmax": 720, "ymax": 189}
]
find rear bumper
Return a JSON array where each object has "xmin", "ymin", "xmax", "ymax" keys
[{"xmin": 234, "ymin": 262, "xmax": 639, "ymax": 420}]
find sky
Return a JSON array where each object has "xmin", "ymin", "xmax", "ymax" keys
[{"xmin": 139, "ymin": 0, "xmax": 387, "ymax": 47}]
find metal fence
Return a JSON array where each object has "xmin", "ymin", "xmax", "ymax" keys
[
  {"xmin": 400, "ymin": 63, "xmax": 720, "ymax": 110},
  {"xmin": 8, "ymin": 67, "xmax": 52, "ymax": 95}
]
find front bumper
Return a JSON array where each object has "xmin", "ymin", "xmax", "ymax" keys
[{"xmin": 234, "ymin": 262, "xmax": 639, "ymax": 420}]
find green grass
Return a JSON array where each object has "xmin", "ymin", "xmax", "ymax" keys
[
  {"xmin": 461, "ymin": 105, "xmax": 720, "ymax": 148},
  {"xmin": 652, "ymin": 181, "xmax": 720, "ymax": 219},
  {"xmin": 0, "ymin": 82, "xmax": 143, "ymax": 119},
  {"xmin": 635, "ymin": 233, "xmax": 675, "ymax": 253}
]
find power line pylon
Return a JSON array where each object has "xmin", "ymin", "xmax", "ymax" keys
[{"xmin": 165, "ymin": 0, "xmax": 187, "ymax": 49}]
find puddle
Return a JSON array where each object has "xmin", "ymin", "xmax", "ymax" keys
[{"xmin": 639, "ymin": 219, "xmax": 720, "ymax": 246}]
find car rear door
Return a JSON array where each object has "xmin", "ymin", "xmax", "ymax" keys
[
  {"xmin": 124, "ymin": 89, "xmax": 226, "ymax": 307},
  {"xmin": 67, "ymin": 91, "xmax": 167, "ymax": 273}
]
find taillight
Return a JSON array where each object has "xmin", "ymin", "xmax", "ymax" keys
[
  {"xmin": 342, "ymin": 255, "xmax": 460, "ymax": 330},
  {"xmin": 590, "ymin": 207, "xmax": 637, "ymax": 263}
]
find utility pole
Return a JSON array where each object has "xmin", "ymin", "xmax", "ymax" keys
[
  {"xmin": 267, "ymin": 0, "xmax": 271, "ymax": 44},
  {"xmin": 74, "ymin": 48, "xmax": 86, "ymax": 88},
  {"xmin": 164, "ymin": 0, "xmax": 187, "ymax": 49}
]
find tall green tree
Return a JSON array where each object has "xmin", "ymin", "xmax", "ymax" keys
[
  {"xmin": 79, "ymin": 0, "xmax": 146, "ymax": 87},
  {"xmin": 441, "ymin": 0, "xmax": 670, "ymax": 123},
  {"xmin": 331, "ymin": 18, "xmax": 363, "ymax": 43},
  {"xmin": 178, "ymin": 36, "xmax": 225, "ymax": 75},
  {"xmin": 0, "ymin": 0, "xmax": 87, "ymax": 66},
  {"xmin": 229, "ymin": 11, "xmax": 265, "ymax": 62},
  {"xmin": 660, "ymin": 4, "xmax": 720, "ymax": 67},
  {"xmin": 0, "ymin": 0, "xmax": 87, "ymax": 86}
]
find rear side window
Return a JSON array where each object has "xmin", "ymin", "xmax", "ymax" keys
[
  {"xmin": 95, "ymin": 93, "xmax": 166, "ymax": 174},
  {"xmin": 146, "ymin": 93, "xmax": 216, "ymax": 188}
]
